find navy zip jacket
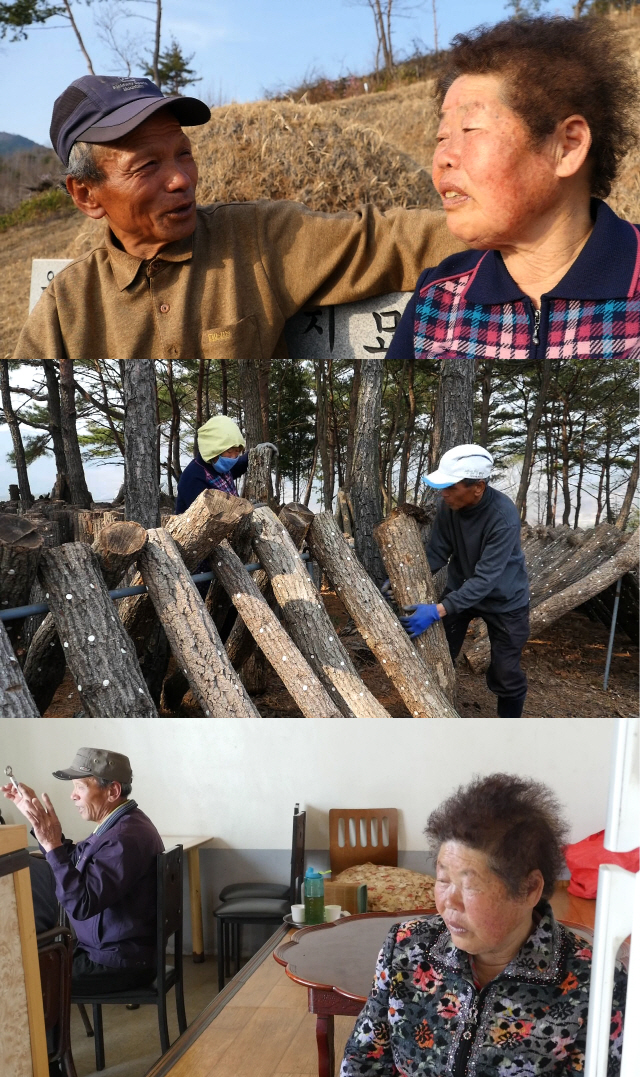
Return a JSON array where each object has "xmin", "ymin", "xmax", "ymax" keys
[
  {"xmin": 175, "ymin": 451, "xmax": 249, "ymax": 513},
  {"xmin": 428, "ymin": 485, "xmax": 529, "ymax": 616},
  {"xmin": 45, "ymin": 801, "xmax": 164, "ymax": 969}
]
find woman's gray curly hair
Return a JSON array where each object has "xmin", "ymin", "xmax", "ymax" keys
[{"xmin": 66, "ymin": 141, "xmax": 106, "ymax": 185}]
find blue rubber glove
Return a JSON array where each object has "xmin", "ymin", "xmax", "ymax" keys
[{"xmin": 400, "ymin": 603, "xmax": 441, "ymax": 639}]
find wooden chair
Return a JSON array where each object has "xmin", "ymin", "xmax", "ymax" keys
[
  {"xmin": 71, "ymin": 846, "xmax": 187, "ymax": 1071},
  {"xmin": 329, "ymin": 808, "xmax": 398, "ymax": 876},
  {"xmin": 214, "ymin": 806, "xmax": 306, "ymax": 992},
  {"xmin": 37, "ymin": 925, "xmax": 77, "ymax": 1077}
]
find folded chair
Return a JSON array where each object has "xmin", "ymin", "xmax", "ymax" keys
[
  {"xmin": 214, "ymin": 804, "xmax": 306, "ymax": 991},
  {"xmin": 37, "ymin": 925, "xmax": 77, "ymax": 1077}
]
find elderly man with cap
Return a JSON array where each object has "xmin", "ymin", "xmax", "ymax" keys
[
  {"xmin": 400, "ymin": 445, "xmax": 530, "ymax": 719},
  {"xmin": 12, "ymin": 75, "xmax": 461, "ymax": 507},
  {"xmin": 2, "ymin": 747, "xmax": 163, "ymax": 994}
]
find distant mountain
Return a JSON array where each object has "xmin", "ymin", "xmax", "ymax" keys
[{"xmin": 0, "ymin": 132, "xmax": 47, "ymax": 156}]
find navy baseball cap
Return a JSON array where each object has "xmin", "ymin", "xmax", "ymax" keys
[{"xmin": 50, "ymin": 75, "xmax": 211, "ymax": 166}]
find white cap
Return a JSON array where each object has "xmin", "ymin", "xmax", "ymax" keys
[{"xmin": 423, "ymin": 444, "xmax": 493, "ymax": 489}]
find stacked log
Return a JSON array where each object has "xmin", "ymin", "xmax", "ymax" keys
[
  {"xmin": 308, "ymin": 513, "xmax": 459, "ymax": 720},
  {"xmin": 138, "ymin": 530, "xmax": 261, "ymax": 720},
  {"xmin": 36, "ymin": 542, "xmax": 157, "ymax": 720},
  {"xmin": 0, "ymin": 514, "xmax": 44, "ymax": 651},
  {"xmin": 250, "ymin": 506, "xmax": 389, "ymax": 720},
  {"xmin": 24, "ymin": 522, "xmax": 147, "ymax": 714},
  {"xmin": 374, "ymin": 511, "xmax": 456, "ymax": 702},
  {"xmin": 0, "ymin": 621, "xmax": 41, "ymax": 720},
  {"xmin": 465, "ymin": 529, "xmax": 639, "ymax": 672}
]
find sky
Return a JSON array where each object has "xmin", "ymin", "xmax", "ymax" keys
[{"xmin": 0, "ymin": 0, "xmax": 573, "ymax": 147}]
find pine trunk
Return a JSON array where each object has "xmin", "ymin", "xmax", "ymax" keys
[
  {"xmin": 37, "ymin": 543, "xmax": 157, "ymax": 720},
  {"xmin": 0, "ymin": 356, "xmax": 34, "ymax": 509},
  {"xmin": 350, "ymin": 349, "xmax": 385, "ymax": 583},
  {"xmin": 423, "ymin": 352, "xmax": 475, "ymax": 507},
  {"xmin": 243, "ymin": 444, "xmax": 275, "ymax": 504},
  {"xmin": 138, "ymin": 529, "xmax": 261, "ymax": 719},
  {"xmin": 58, "ymin": 354, "xmax": 92, "ymax": 508},
  {"xmin": 374, "ymin": 511, "xmax": 456, "ymax": 702},
  {"xmin": 251, "ymin": 505, "xmax": 389, "ymax": 720},
  {"xmin": 308, "ymin": 513, "xmax": 459, "ymax": 720},
  {"xmin": 123, "ymin": 352, "xmax": 160, "ymax": 528}
]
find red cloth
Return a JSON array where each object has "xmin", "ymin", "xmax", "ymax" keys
[{"xmin": 565, "ymin": 830, "xmax": 639, "ymax": 899}]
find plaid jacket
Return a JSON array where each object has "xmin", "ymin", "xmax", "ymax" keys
[
  {"xmin": 175, "ymin": 451, "xmax": 248, "ymax": 513},
  {"xmin": 340, "ymin": 904, "xmax": 626, "ymax": 1077},
  {"xmin": 388, "ymin": 200, "xmax": 640, "ymax": 374}
]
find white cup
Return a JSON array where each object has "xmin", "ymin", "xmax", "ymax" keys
[
  {"xmin": 290, "ymin": 904, "xmax": 305, "ymax": 923},
  {"xmin": 324, "ymin": 904, "xmax": 342, "ymax": 922}
]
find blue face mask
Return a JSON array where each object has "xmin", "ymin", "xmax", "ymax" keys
[{"xmin": 213, "ymin": 455, "xmax": 237, "ymax": 475}]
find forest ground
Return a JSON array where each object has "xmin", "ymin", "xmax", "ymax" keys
[{"xmin": 45, "ymin": 598, "xmax": 638, "ymax": 722}]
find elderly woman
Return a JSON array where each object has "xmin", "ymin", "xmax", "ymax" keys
[{"xmin": 341, "ymin": 774, "xmax": 626, "ymax": 1075}]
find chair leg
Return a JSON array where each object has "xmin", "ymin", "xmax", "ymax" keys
[
  {"xmin": 216, "ymin": 916, "xmax": 225, "ymax": 993},
  {"xmin": 157, "ymin": 992, "xmax": 171, "ymax": 1055},
  {"xmin": 92, "ymin": 1004, "xmax": 105, "ymax": 1071},
  {"xmin": 62, "ymin": 1047, "xmax": 78, "ymax": 1077},
  {"xmin": 224, "ymin": 921, "xmax": 231, "ymax": 977},
  {"xmin": 175, "ymin": 975, "xmax": 187, "ymax": 1035},
  {"xmin": 77, "ymin": 1003, "xmax": 94, "ymax": 1037},
  {"xmin": 235, "ymin": 923, "xmax": 241, "ymax": 975}
]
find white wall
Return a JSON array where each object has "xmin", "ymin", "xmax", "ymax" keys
[{"xmin": 1, "ymin": 714, "xmax": 615, "ymax": 850}]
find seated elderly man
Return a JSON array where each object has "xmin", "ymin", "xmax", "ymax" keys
[
  {"xmin": 341, "ymin": 773, "xmax": 627, "ymax": 1076},
  {"xmin": 2, "ymin": 747, "xmax": 163, "ymax": 994}
]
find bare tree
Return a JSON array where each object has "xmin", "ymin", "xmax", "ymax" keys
[
  {"xmin": 346, "ymin": 0, "xmax": 396, "ymax": 75},
  {"xmin": 431, "ymin": 0, "xmax": 438, "ymax": 56}
]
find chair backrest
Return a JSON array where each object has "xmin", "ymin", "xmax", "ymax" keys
[
  {"xmin": 329, "ymin": 808, "xmax": 398, "ymax": 876},
  {"xmin": 37, "ymin": 926, "xmax": 73, "ymax": 1062},
  {"xmin": 289, "ymin": 805, "xmax": 306, "ymax": 903},
  {"xmin": 156, "ymin": 845, "xmax": 184, "ymax": 988}
]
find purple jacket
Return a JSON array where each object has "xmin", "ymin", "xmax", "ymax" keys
[{"xmin": 45, "ymin": 802, "xmax": 164, "ymax": 969}]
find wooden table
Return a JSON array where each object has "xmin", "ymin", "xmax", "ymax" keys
[
  {"xmin": 274, "ymin": 888, "xmax": 597, "ymax": 1077},
  {"xmin": 161, "ymin": 835, "xmax": 213, "ymax": 963}
]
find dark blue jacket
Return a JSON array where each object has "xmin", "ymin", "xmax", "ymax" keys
[
  {"xmin": 45, "ymin": 802, "xmax": 163, "ymax": 969},
  {"xmin": 428, "ymin": 485, "xmax": 529, "ymax": 615},
  {"xmin": 175, "ymin": 451, "xmax": 249, "ymax": 513}
]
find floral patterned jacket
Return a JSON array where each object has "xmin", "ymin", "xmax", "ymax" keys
[{"xmin": 340, "ymin": 904, "xmax": 626, "ymax": 1076}]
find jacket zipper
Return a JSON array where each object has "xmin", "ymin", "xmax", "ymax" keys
[
  {"xmin": 452, "ymin": 987, "xmax": 485, "ymax": 1077},
  {"xmin": 532, "ymin": 307, "xmax": 541, "ymax": 344}
]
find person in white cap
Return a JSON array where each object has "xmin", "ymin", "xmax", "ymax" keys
[{"xmin": 400, "ymin": 444, "xmax": 530, "ymax": 719}]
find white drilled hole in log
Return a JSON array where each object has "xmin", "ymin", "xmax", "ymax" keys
[
  {"xmin": 63, "ymin": 642, "xmax": 68, "ymax": 648},
  {"xmin": 88, "ymin": 635, "xmax": 95, "ymax": 642},
  {"xmin": 66, "ymin": 594, "xmax": 72, "ymax": 600},
  {"xmin": 103, "ymin": 680, "xmax": 110, "ymax": 687}
]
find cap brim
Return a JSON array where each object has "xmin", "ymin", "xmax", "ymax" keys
[
  {"xmin": 422, "ymin": 473, "xmax": 456, "ymax": 489},
  {"xmin": 80, "ymin": 94, "xmax": 210, "ymax": 144},
  {"xmin": 52, "ymin": 768, "xmax": 93, "ymax": 780}
]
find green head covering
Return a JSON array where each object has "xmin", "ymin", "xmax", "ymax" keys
[{"xmin": 197, "ymin": 416, "xmax": 246, "ymax": 462}]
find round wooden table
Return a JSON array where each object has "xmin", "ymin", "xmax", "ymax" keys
[{"xmin": 274, "ymin": 911, "xmax": 432, "ymax": 1077}]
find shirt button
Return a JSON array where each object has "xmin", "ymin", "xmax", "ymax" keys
[{"xmin": 160, "ymin": 303, "xmax": 170, "ymax": 313}]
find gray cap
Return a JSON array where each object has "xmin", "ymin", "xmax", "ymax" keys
[{"xmin": 53, "ymin": 747, "xmax": 132, "ymax": 784}]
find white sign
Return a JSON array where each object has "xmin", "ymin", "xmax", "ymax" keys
[{"xmin": 29, "ymin": 258, "xmax": 73, "ymax": 313}]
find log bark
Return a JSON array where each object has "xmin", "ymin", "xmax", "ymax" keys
[
  {"xmin": 616, "ymin": 445, "xmax": 639, "ymax": 531},
  {"xmin": 250, "ymin": 506, "xmax": 389, "ymax": 720},
  {"xmin": 24, "ymin": 522, "xmax": 148, "ymax": 714},
  {"xmin": 223, "ymin": 503, "xmax": 312, "ymax": 671},
  {"xmin": 138, "ymin": 529, "xmax": 261, "ymax": 719},
  {"xmin": 374, "ymin": 511, "xmax": 456, "ymax": 702},
  {"xmin": 0, "ymin": 515, "xmax": 44, "ymax": 610},
  {"xmin": 123, "ymin": 352, "xmax": 160, "ymax": 528},
  {"xmin": 350, "ymin": 349, "xmax": 385, "ymax": 583},
  {"xmin": 242, "ymin": 444, "xmax": 275, "ymax": 504},
  {"xmin": 119, "ymin": 488, "xmax": 253, "ymax": 654},
  {"xmin": 528, "ymin": 524, "xmax": 627, "ymax": 606},
  {"xmin": 465, "ymin": 529, "xmax": 639, "ymax": 672},
  {"xmin": 211, "ymin": 541, "xmax": 341, "ymax": 719},
  {"xmin": 0, "ymin": 620, "xmax": 41, "ymax": 720},
  {"xmin": 308, "ymin": 513, "xmax": 459, "ymax": 720},
  {"xmin": 0, "ymin": 356, "xmax": 34, "ymax": 509},
  {"xmin": 337, "ymin": 489, "xmax": 353, "ymax": 539},
  {"xmin": 37, "ymin": 543, "xmax": 157, "ymax": 720}
]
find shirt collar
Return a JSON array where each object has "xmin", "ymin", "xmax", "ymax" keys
[
  {"xmin": 463, "ymin": 199, "xmax": 640, "ymax": 305},
  {"xmin": 429, "ymin": 902, "xmax": 565, "ymax": 985},
  {"xmin": 105, "ymin": 228, "xmax": 194, "ymax": 291}
]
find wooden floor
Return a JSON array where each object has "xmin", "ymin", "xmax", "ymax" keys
[
  {"xmin": 159, "ymin": 886, "xmax": 595, "ymax": 1077},
  {"xmin": 164, "ymin": 950, "xmax": 355, "ymax": 1077}
]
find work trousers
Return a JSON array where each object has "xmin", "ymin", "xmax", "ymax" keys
[
  {"xmin": 71, "ymin": 948, "xmax": 156, "ymax": 996},
  {"xmin": 443, "ymin": 603, "xmax": 530, "ymax": 718}
]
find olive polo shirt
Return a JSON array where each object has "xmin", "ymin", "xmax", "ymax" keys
[{"xmin": 13, "ymin": 199, "xmax": 462, "ymax": 405}]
